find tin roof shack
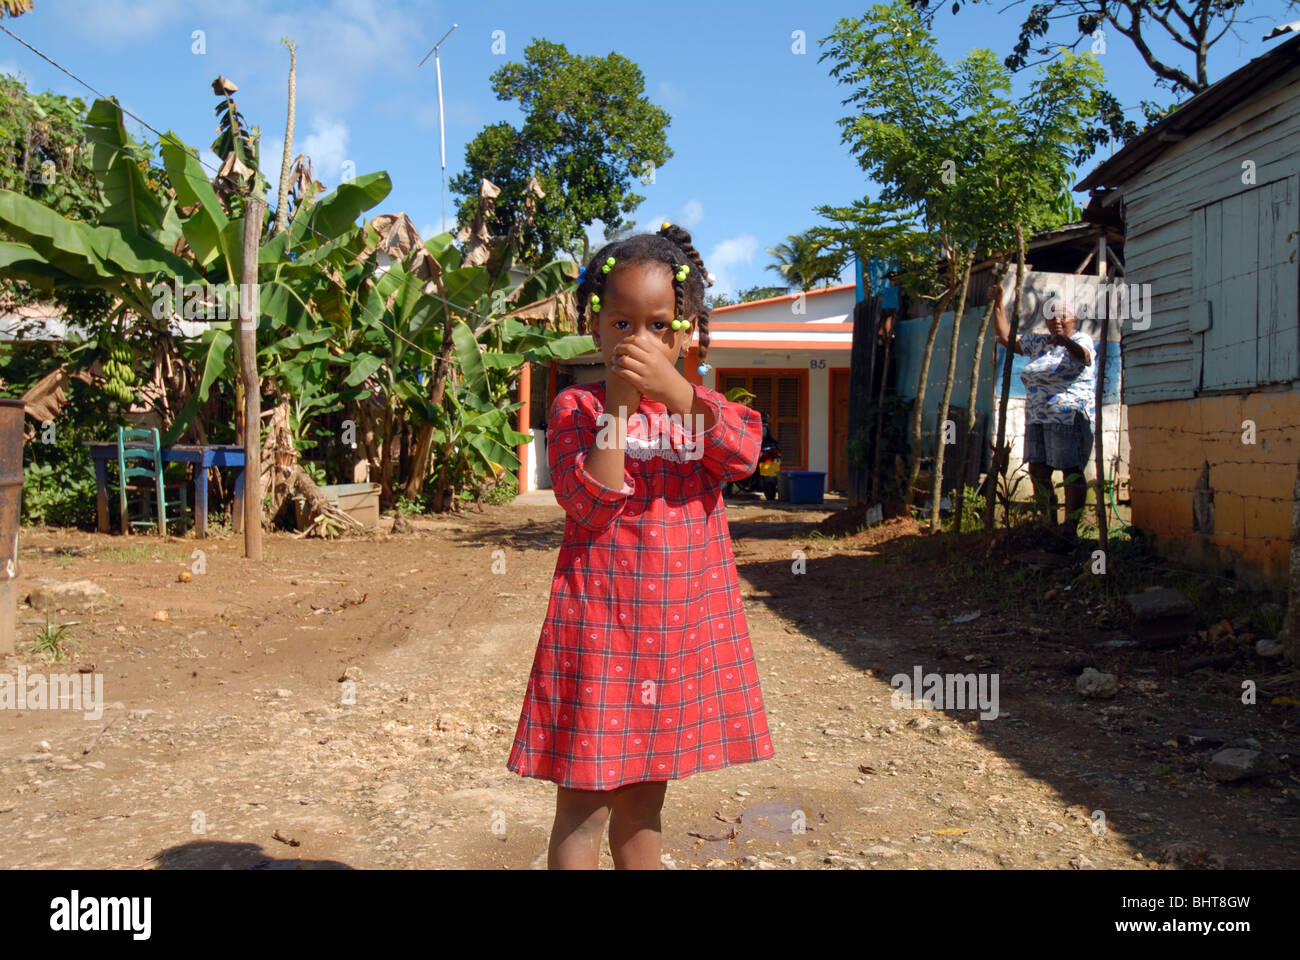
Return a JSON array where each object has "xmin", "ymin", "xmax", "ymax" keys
[
  {"xmin": 887, "ymin": 224, "xmax": 1127, "ymax": 510},
  {"xmin": 1077, "ymin": 32, "xmax": 1300, "ymax": 589}
]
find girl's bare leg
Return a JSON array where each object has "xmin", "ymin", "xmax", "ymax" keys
[
  {"xmin": 549, "ymin": 786, "xmax": 613, "ymax": 869},
  {"xmin": 609, "ymin": 781, "xmax": 668, "ymax": 870}
]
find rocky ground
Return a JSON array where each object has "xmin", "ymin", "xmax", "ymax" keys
[{"xmin": 2, "ymin": 498, "xmax": 1297, "ymax": 869}]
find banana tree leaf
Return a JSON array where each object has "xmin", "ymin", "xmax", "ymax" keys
[
  {"xmin": 283, "ymin": 225, "xmax": 368, "ymax": 269},
  {"xmin": 259, "ymin": 229, "xmax": 290, "ymax": 264},
  {"xmin": 425, "ymin": 232, "xmax": 461, "ymax": 274},
  {"xmin": 522, "ymin": 333, "xmax": 596, "ymax": 364},
  {"xmin": 196, "ymin": 328, "xmax": 232, "ymax": 402},
  {"xmin": 85, "ymin": 98, "xmax": 167, "ymax": 239},
  {"xmin": 155, "ymin": 198, "xmax": 184, "ymax": 254},
  {"xmin": 467, "ymin": 433, "xmax": 521, "ymax": 472},
  {"xmin": 287, "ymin": 172, "xmax": 392, "ymax": 250},
  {"xmin": 258, "ymin": 277, "xmax": 315, "ymax": 332},
  {"xmin": 266, "ymin": 328, "xmax": 333, "ymax": 353},
  {"xmin": 0, "ymin": 241, "xmax": 77, "ymax": 289},
  {"xmin": 343, "ymin": 353, "xmax": 384, "ymax": 387},
  {"xmin": 512, "ymin": 259, "xmax": 573, "ymax": 307},
  {"xmin": 442, "ymin": 266, "xmax": 491, "ymax": 314},
  {"xmin": 159, "ymin": 134, "xmax": 231, "ymax": 271},
  {"xmin": 451, "ymin": 318, "xmax": 486, "ymax": 399},
  {"xmin": 0, "ymin": 189, "xmax": 203, "ymax": 286},
  {"xmin": 482, "ymin": 352, "xmax": 525, "ymax": 369}
]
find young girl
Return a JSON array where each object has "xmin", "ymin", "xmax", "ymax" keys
[{"xmin": 507, "ymin": 223, "xmax": 776, "ymax": 869}]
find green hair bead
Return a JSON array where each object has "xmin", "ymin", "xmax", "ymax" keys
[
  {"xmin": 675, "ymin": 264, "xmax": 690, "ymax": 282},
  {"xmin": 590, "ymin": 293, "xmax": 602, "ymax": 313},
  {"xmin": 602, "ymin": 256, "xmax": 616, "ymax": 274}
]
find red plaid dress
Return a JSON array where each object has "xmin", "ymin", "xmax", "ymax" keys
[{"xmin": 507, "ymin": 380, "xmax": 776, "ymax": 791}]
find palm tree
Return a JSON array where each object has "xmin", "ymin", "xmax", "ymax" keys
[
  {"xmin": 0, "ymin": 1, "xmax": 34, "ymax": 17},
  {"xmin": 766, "ymin": 230, "xmax": 842, "ymax": 291}
]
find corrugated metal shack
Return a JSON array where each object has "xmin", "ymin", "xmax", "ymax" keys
[{"xmin": 1076, "ymin": 32, "xmax": 1300, "ymax": 589}]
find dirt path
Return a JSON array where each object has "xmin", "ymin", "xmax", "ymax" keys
[{"xmin": 3, "ymin": 501, "xmax": 1296, "ymax": 869}]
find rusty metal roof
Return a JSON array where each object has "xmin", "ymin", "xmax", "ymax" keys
[{"xmin": 1077, "ymin": 33, "xmax": 1300, "ymax": 192}]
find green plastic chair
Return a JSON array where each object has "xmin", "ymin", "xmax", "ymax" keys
[{"xmin": 116, "ymin": 426, "xmax": 187, "ymax": 535}]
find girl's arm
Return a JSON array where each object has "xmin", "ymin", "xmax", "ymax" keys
[
  {"xmin": 668, "ymin": 382, "xmax": 762, "ymax": 482},
  {"xmin": 548, "ymin": 387, "xmax": 635, "ymax": 533}
]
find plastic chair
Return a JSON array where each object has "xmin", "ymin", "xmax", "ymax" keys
[{"xmin": 116, "ymin": 426, "xmax": 187, "ymax": 535}]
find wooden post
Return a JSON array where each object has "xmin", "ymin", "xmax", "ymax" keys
[
  {"xmin": 240, "ymin": 198, "xmax": 266, "ymax": 560},
  {"xmin": 1095, "ymin": 297, "xmax": 1110, "ymax": 552}
]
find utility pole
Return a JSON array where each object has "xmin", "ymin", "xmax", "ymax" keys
[
  {"xmin": 419, "ymin": 23, "xmax": 458, "ymax": 234},
  {"xmin": 240, "ymin": 197, "xmax": 266, "ymax": 560}
]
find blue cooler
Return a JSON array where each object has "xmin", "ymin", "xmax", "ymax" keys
[{"xmin": 782, "ymin": 471, "xmax": 825, "ymax": 504}]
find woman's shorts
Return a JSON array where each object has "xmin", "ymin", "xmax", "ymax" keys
[{"xmin": 1024, "ymin": 410, "xmax": 1093, "ymax": 473}]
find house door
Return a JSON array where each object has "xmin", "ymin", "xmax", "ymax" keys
[{"xmin": 830, "ymin": 368, "xmax": 850, "ymax": 491}]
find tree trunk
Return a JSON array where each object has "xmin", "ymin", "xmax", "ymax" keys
[
  {"xmin": 985, "ymin": 223, "xmax": 1026, "ymax": 530},
  {"xmin": 871, "ymin": 317, "xmax": 893, "ymax": 505},
  {"xmin": 903, "ymin": 308, "xmax": 942, "ymax": 512},
  {"xmin": 929, "ymin": 250, "xmax": 974, "ymax": 532},
  {"xmin": 272, "ymin": 39, "xmax": 296, "ymax": 237},
  {"xmin": 956, "ymin": 282, "xmax": 999, "ymax": 533},
  {"xmin": 1094, "ymin": 306, "xmax": 1110, "ymax": 550},
  {"xmin": 403, "ymin": 307, "xmax": 457, "ymax": 501}
]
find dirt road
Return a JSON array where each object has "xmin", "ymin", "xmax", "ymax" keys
[{"xmin": 3, "ymin": 500, "xmax": 1296, "ymax": 869}]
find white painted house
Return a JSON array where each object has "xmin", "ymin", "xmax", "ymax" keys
[{"xmin": 515, "ymin": 283, "xmax": 859, "ymax": 494}]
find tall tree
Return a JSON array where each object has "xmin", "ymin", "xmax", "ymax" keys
[
  {"xmin": 915, "ymin": 0, "xmax": 1300, "ymax": 146},
  {"xmin": 271, "ymin": 37, "xmax": 296, "ymax": 237},
  {"xmin": 450, "ymin": 39, "xmax": 671, "ymax": 266},
  {"xmin": 766, "ymin": 230, "xmax": 844, "ymax": 291},
  {"xmin": 817, "ymin": 2, "xmax": 1106, "ymax": 524}
]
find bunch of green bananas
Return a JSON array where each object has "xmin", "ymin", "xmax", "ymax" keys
[{"xmin": 100, "ymin": 334, "xmax": 137, "ymax": 405}]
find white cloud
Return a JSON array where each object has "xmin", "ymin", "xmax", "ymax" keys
[
  {"xmin": 420, "ymin": 213, "xmax": 457, "ymax": 239},
  {"xmin": 657, "ymin": 80, "xmax": 686, "ymax": 107},
  {"xmin": 256, "ymin": 0, "xmax": 427, "ymax": 115},
  {"xmin": 62, "ymin": 0, "xmax": 185, "ymax": 44},
  {"xmin": 705, "ymin": 233, "xmax": 760, "ymax": 296},
  {"xmin": 298, "ymin": 116, "xmax": 351, "ymax": 188},
  {"xmin": 637, "ymin": 199, "xmax": 703, "ymax": 236}
]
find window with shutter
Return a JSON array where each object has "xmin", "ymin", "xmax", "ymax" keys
[{"xmin": 713, "ymin": 369, "xmax": 806, "ymax": 468}]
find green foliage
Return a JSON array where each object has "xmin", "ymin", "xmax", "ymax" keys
[
  {"xmin": 725, "ymin": 386, "xmax": 756, "ymax": 406},
  {"xmin": 2, "ymin": 339, "xmax": 110, "ymax": 527},
  {"xmin": 738, "ymin": 285, "xmax": 792, "ymax": 303},
  {"xmin": 29, "ymin": 615, "xmax": 82, "ymax": 663},
  {"xmin": 450, "ymin": 39, "xmax": 672, "ymax": 265},
  {"xmin": 766, "ymin": 231, "xmax": 845, "ymax": 291}
]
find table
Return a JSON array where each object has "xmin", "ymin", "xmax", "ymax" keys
[{"xmin": 85, "ymin": 443, "xmax": 246, "ymax": 538}]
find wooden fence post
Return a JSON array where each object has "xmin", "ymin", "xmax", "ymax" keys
[{"xmin": 240, "ymin": 198, "xmax": 265, "ymax": 560}]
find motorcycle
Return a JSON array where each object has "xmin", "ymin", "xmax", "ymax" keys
[{"xmin": 725, "ymin": 417, "xmax": 781, "ymax": 501}]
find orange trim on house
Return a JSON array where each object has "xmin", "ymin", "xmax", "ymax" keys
[
  {"xmin": 516, "ymin": 361, "xmax": 531, "ymax": 494},
  {"xmin": 708, "ymin": 339, "xmax": 853, "ymax": 351},
  {"xmin": 710, "ymin": 283, "xmax": 855, "ymax": 314},
  {"xmin": 708, "ymin": 320, "xmax": 853, "ymax": 332}
]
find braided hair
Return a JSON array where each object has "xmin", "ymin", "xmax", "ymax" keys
[{"xmin": 574, "ymin": 223, "xmax": 715, "ymax": 364}]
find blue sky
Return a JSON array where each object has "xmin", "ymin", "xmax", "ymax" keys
[{"xmin": 0, "ymin": 0, "xmax": 1293, "ymax": 295}]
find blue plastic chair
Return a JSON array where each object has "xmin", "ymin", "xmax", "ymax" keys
[{"xmin": 115, "ymin": 426, "xmax": 187, "ymax": 535}]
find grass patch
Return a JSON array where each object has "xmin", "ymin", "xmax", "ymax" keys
[
  {"xmin": 99, "ymin": 543, "xmax": 160, "ymax": 563},
  {"xmin": 30, "ymin": 616, "xmax": 83, "ymax": 663}
]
